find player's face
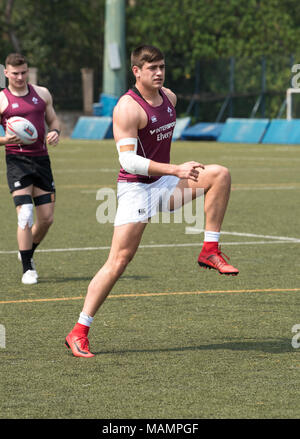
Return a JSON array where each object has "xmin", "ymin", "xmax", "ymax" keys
[
  {"xmin": 5, "ymin": 64, "xmax": 29, "ymax": 90},
  {"xmin": 136, "ymin": 60, "xmax": 165, "ymax": 89}
]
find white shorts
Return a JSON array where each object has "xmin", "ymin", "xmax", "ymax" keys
[{"xmin": 114, "ymin": 175, "xmax": 180, "ymax": 226}]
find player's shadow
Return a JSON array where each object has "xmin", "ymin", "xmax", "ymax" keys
[
  {"xmin": 94, "ymin": 339, "xmax": 294, "ymax": 356},
  {"xmin": 39, "ymin": 275, "xmax": 149, "ymax": 283},
  {"xmin": 38, "ymin": 276, "xmax": 92, "ymax": 283},
  {"xmin": 119, "ymin": 275, "xmax": 150, "ymax": 281}
]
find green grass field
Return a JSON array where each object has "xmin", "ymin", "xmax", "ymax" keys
[{"xmin": 0, "ymin": 138, "xmax": 300, "ymax": 419}]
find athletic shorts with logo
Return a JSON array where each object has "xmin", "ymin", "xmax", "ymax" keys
[
  {"xmin": 6, "ymin": 154, "xmax": 55, "ymax": 194},
  {"xmin": 114, "ymin": 175, "xmax": 180, "ymax": 226}
]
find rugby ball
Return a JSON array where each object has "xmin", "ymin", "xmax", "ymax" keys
[{"xmin": 6, "ymin": 116, "xmax": 38, "ymax": 145}]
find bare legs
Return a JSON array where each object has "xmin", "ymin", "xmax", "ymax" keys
[
  {"xmin": 81, "ymin": 164, "xmax": 232, "ymax": 316},
  {"xmin": 83, "ymin": 221, "xmax": 147, "ymax": 317},
  {"xmin": 14, "ymin": 185, "xmax": 54, "ymax": 252},
  {"xmin": 171, "ymin": 164, "xmax": 231, "ymax": 232}
]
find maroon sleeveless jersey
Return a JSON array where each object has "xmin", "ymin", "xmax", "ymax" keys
[
  {"xmin": 1, "ymin": 84, "xmax": 47, "ymax": 156},
  {"xmin": 117, "ymin": 88, "xmax": 176, "ymax": 183}
]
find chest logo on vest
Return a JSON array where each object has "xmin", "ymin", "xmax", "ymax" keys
[
  {"xmin": 12, "ymin": 103, "xmax": 19, "ymax": 109},
  {"xmin": 151, "ymin": 115, "xmax": 157, "ymax": 123},
  {"xmin": 167, "ymin": 106, "xmax": 173, "ymax": 117},
  {"xmin": 32, "ymin": 97, "xmax": 39, "ymax": 104}
]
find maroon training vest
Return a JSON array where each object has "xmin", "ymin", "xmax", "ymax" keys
[
  {"xmin": 1, "ymin": 84, "xmax": 48, "ymax": 156},
  {"xmin": 117, "ymin": 88, "xmax": 176, "ymax": 183}
]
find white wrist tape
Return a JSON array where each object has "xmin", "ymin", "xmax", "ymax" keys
[{"xmin": 116, "ymin": 138, "xmax": 150, "ymax": 176}]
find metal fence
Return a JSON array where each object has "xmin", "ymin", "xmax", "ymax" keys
[
  {"xmin": 37, "ymin": 54, "xmax": 299, "ymax": 121},
  {"xmin": 165, "ymin": 55, "xmax": 297, "ymax": 122},
  {"xmin": 38, "ymin": 66, "xmax": 102, "ymax": 112}
]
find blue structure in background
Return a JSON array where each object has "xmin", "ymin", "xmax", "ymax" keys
[
  {"xmin": 93, "ymin": 93, "xmax": 119, "ymax": 117},
  {"xmin": 261, "ymin": 119, "xmax": 300, "ymax": 144},
  {"xmin": 181, "ymin": 122, "xmax": 224, "ymax": 141},
  {"xmin": 70, "ymin": 75, "xmax": 300, "ymax": 145},
  {"xmin": 172, "ymin": 117, "xmax": 191, "ymax": 141},
  {"xmin": 72, "ymin": 93, "xmax": 118, "ymax": 140},
  {"xmin": 71, "ymin": 116, "xmax": 113, "ymax": 140},
  {"xmin": 218, "ymin": 118, "xmax": 270, "ymax": 143},
  {"xmin": 5, "ymin": 111, "xmax": 300, "ymax": 145}
]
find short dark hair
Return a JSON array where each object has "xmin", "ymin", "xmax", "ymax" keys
[
  {"xmin": 131, "ymin": 45, "xmax": 164, "ymax": 68},
  {"xmin": 5, "ymin": 53, "xmax": 28, "ymax": 67}
]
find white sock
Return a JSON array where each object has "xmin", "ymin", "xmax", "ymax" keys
[
  {"xmin": 78, "ymin": 311, "xmax": 94, "ymax": 327},
  {"xmin": 204, "ymin": 231, "xmax": 220, "ymax": 242}
]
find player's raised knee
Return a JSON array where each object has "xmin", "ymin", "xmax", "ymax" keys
[
  {"xmin": 219, "ymin": 165, "xmax": 231, "ymax": 181},
  {"xmin": 209, "ymin": 164, "xmax": 231, "ymax": 183}
]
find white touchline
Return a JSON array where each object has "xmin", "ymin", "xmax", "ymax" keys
[
  {"xmin": 185, "ymin": 229, "xmax": 300, "ymax": 242},
  {"xmin": 233, "ymin": 186, "xmax": 298, "ymax": 190},
  {"xmin": 52, "ymin": 168, "xmax": 118, "ymax": 174},
  {"xmin": 0, "ymin": 240, "xmax": 300, "ymax": 255}
]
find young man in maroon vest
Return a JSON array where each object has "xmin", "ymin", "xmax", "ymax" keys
[
  {"xmin": 65, "ymin": 45, "xmax": 239, "ymax": 358},
  {"xmin": 0, "ymin": 53, "xmax": 60, "ymax": 284}
]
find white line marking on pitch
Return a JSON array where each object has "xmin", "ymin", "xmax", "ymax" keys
[
  {"xmin": 185, "ymin": 229, "xmax": 300, "ymax": 242},
  {"xmin": 53, "ymin": 168, "xmax": 118, "ymax": 174},
  {"xmin": 233, "ymin": 186, "xmax": 298, "ymax": 190},
  {"xmin": 0, "ymin": 239, "xmax": 300, "ymax": 256}
]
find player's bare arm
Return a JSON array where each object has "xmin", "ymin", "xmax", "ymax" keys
[
  {"xmin": 0, "ymin": 90, "xmax": 21, "ymax": 145},
  {"xmin": 113, "ymin": 95, "xmax": 141, "ymax": 145},
  {"xmin": 114, "ymin": 94, "xmax": 204, "ymax": 181},
  {"xmin": 33, "ymin": 85, "xmax": 60, "ymax": 145},
  {"xmin": 162, "ymin": 86, "xmax": 177, "ymax": 107}
]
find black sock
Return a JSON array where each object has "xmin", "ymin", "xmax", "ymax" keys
[
  {"xmin": 31, "ymin": 242, "xmax": 39, "ymax": 257},
  {"xmin": 20, "ymin": 250, "xmax": 34, "ymax": 273}
]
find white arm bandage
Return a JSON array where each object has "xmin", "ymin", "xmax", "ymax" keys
[{"xmin": 116, "ymin": 138, "xmax": 150, "ymax": 176}]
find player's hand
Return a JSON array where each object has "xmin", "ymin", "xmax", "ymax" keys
[
  {"xmin": 176, "ymin": 161, "xmax": 205, "ymax": 181},
  {"xmin": 5, "ymin": 132, "xmax": 22, "ymax": 144},
  {"xmin": 47, "ymin": 130, "xmax": 60, "ymax": 146}
]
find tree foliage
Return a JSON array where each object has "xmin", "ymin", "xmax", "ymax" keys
[
  {"xmin": 1, "ymin": 0, "xmax": 104, "ymax": 69},
  {"xmin": 127, "ymin": 0, "xmax": 300, "ymax": 78},
  {"xmin": 1, "ymin": 0, "xmax": 300, "ymax": 115}
]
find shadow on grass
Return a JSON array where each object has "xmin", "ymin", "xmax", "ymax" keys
[
  {"xmin": 38, "ymin": 275, "xmax": 149, "ymax": 283},
  {"xmin": 94, "ymin": 339, "xmax": 295, "ymax": 356}
]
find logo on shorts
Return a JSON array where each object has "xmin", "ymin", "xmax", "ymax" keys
[
  {"xmin": 138, "ymin": 208, "xmax": 146, "ymax": 215},
  {"xmin": 14, "ymin": 181, "xmax": 21, "ymax": 188}
]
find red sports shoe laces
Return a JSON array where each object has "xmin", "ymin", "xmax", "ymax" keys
[
  {"xmin": 198, "ymin": 246, "xmax": 239, "ymax": 276},
  {"xmin": 65, "ymin": 331, "xmax": 95, "ymax": 358}
]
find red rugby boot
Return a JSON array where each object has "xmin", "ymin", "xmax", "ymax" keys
[
  {"xmin": 198, "ymin": 243, "xmax": 239, "ymax": 276},
  {"xmin": 65, "ymin": 324, "xmax": 94, "ymax": 358}
]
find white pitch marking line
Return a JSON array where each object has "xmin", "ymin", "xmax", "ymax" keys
[
  {"xmin": 185, "ymin": 229, "xmax": 300, "ymax": 242},
  {"xmin": 0, "ymin": 240, "xmax": 300, "ymax": 255},
  {"xmin": 81, "ymin": 187, "xmax": 299, "ymax": 194},
  {"xmin": 52, "ymin": 168, "xmax": 118, "ymax": 174},
  {"xmin": 233, "ymin": 186, "xmax": 298, "ymax": 190}
]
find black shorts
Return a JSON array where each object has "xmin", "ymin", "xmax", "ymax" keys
[{"xmin": 6, "ymin": 154, "xmax": 55, "ymax": 194}]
